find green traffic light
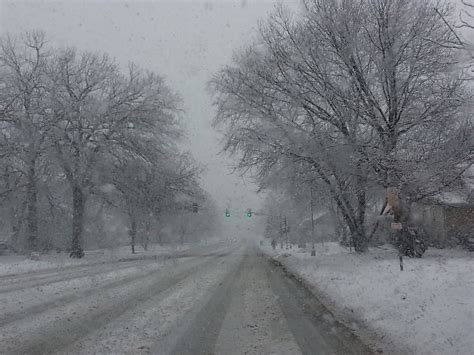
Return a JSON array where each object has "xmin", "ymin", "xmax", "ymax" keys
[
  {"xmin": 225, "ymin": 211, "xmax": 230, "ymax": 217},
  {"xmin": 247, "ymin": 212, "xmax": 252, "ymax": 217}
]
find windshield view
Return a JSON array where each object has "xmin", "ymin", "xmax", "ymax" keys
[{"xmin": 0, "ymin": 0, "xmax": 473, "ymax": 354}]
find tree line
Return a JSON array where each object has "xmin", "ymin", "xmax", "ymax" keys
[
  {"xmin": 211, "ymin": 0, "xmax": 473, "ymax": 252},
  {"xmin": 0, "ymin": 32, "xmax": 215, "ymax": 257}
]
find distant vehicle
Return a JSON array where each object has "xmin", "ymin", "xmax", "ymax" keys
[{"xmin": 0, "ymin": 242, "xmax": 10, "ymax": 256}]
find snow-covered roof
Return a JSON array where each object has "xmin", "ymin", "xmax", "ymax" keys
[
  {"xmin": 299, "ymin": 211, "xmax": 328, "ymax": 225},
  {"xmin": 436, "ymin": 191, "xmax": 470, "ymax": 206},
  {"xmin": 426, "ymin": 164, "xmax": 474, "ymax": 207}
]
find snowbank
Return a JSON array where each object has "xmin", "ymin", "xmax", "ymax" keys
[{"xmin": 261, "ymin": 242, "xmax": 474, "ymax": 355}]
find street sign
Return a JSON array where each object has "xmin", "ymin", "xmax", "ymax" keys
[{"xmin": 391, "ymin": 222, "xmax": 403, "ymax": 230}]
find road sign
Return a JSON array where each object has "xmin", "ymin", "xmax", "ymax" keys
[{"xmin": 391, "ymin": 222, "xmax": 403, "ymax": 230}]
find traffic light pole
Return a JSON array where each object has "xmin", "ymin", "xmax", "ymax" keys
[{"xmin": 279, "ymin": 212, "xmax": 283, "ymax": 249}]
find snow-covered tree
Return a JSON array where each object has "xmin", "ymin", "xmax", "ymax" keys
[
  {"xmin": 46, "ymin": 50, "xmax": 182, "ymax": 257},
  {"xmin": 211, "ymin": 0, "xmax": 472, "ymax": 252},
  {"xmin": 0, "ymin": 32, "xmax": 214, "ymax": 257},
  {"xmin": 0, "ymin": 32, "xmax": 53, "ymax": 252}
]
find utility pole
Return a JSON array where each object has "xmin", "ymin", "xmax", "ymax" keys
[
  {"xmin": 279, "ymin": 212, "xmax": 283, "ymax": 249},
  {"xmin": 310, "ymin": 182, "xmax": 316, "ymax": 256},
  {"xmin": 180, "ymin": 203, "xmax": 185, "ymax": 245}
]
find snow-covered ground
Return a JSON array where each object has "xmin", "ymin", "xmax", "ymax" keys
[
  {"xmin": 0, "ymin": 238, "xmax": 224, "ymax": 277},
  {"xmin": 260, "ymin": 241, "xmax": 474, "ymax": 355}
]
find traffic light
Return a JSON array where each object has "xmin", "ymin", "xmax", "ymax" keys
[
  {"xmin": 225, "ymin": 209, "xmax": 231, "ymax": 217},
  {"xmin": 192, "ymin": 203, "xmax": 198, "ymax": 213},
  {"xmin": 246, "ymin": 208, "xmax": 252, "ymax": 217}
]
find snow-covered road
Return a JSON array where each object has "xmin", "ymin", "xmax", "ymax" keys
[{"xmin": 0, "ymin": 242, "xmax": 371, "ymax": 354}]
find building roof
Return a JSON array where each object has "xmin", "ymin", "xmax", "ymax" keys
[{"xmin": 422, "ymin": 164, "xmax": 474, "ymax": 207}]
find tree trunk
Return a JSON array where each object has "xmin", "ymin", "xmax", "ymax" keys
[
  {"xmin": 335, "ymin": 202, "xmax": 368, "ymax": 252},
  {"xmin": 143, "ymin": 220, "xmax": 150, "ymax": 251},
  {"xmin": 352, "ymin": 226, "xmax": 368, "ymax": 252},
  {"xmin": 353, "ymin": 163, "xmax": 368, "ymax": 252},
  {"xmin": 158, "ymin": 230, "xmax": 163, "ymax": 246},
  {"xmin": 94, "ymin": 203, "xmax": 107, "ymax": 248},
  {"xmin": 10, "ymin": 222, "xmax": 21, "ymax": 252},
  {"xmin": 352, "ymin": 205, "xmax": 368, "ymax": 252},
  {"xmin": 130, "ymin": 217, "xmax": 137, "ymax": 254},
  {"xmin": 26, "ymin": 160, "xmax": 39, "ymax": 252},
  {"xmin": 6, "ymin": 176, "xmax": 26, "ymax": 252},
  {"xmin": 180, "ymin": 226, "xmax": 185, "ymax": 245},
  {"xmin": 70, "ymin": 184, "xmax": 85, "ymax": 258}
]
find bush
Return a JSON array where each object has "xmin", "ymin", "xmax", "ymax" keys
[{"xmin": 395, "ymin": 226, "xmax": 428, "ymax": 257}]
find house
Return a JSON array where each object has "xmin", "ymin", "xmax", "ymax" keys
[
  {"xmin": 297, "ymin": 211, "xmax": 338, "ymax": 244},
  {"xmin": 411, "ymin": 200, "xmax": 474, "ymax": 247},
  {"xmin": 411, "ymin": 166, "xmax": 474, "ymax": 247}
]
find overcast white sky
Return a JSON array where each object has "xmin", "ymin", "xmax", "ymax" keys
[{"xmin": 0, "ymin": 0, "xmax": 300, "ymax": 216}]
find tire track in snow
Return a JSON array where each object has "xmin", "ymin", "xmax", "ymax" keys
[
  {"xmin": 0, "ymin": 250, "xmax": 232, "ymax": 354},
  {"xmin": 168, "ymin": 251, "xmax": 246, "ymax": 355},
  {"xmin": 0, "ymin": 258, "xmax": 176, "ymax": 326},
  {"xmin": 0, "ymin": 251, "xmax": 233, "ymax": 327},
  {"xmin": 0, "ymin": 258, "xmax": 158, "ymax": 294},
  {"xmin": 0, "ymin": 247, "xmax": 232, "ymax": 294},
  {"xmin": 63, "ymin": 248, "xmax": 245, "ymax": 354}
]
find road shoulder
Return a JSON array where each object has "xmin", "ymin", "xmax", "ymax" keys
[{"xmin": 260, "ymin": 247, "xmax": 392, "ymax": 354}]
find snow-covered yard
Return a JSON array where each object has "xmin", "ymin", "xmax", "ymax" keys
[{"xmin": 261, "ymin": 242, "xmax": 474, "ymax": 355}]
